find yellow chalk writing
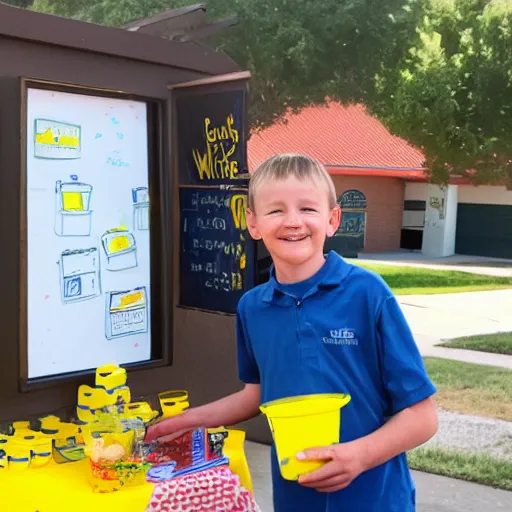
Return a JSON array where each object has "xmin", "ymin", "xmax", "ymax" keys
[
  {"xmin": 193, "ymin": 115, "xmax": 240, "ymax": 180},
  {"xmin": 230, "ymin": 194, "xmax": 247, "ymax": 230},
  {"xmin": 231, "ymin": 272, "xmax": 243, "ymax": 290}
]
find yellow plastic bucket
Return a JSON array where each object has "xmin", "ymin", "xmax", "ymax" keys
[
  {"xmin": 260, "ymin": 393, "xmax": 351, "ymax": 481},
  {"xmin": 158, "ymin": 390, "xmax": 189, "ymax": 418},
  {"xmin": 220, "ymin": 429, "xmax": 253, "ymax": 492}
]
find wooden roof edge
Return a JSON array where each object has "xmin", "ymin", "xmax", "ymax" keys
[{"xmin": 0, "ymin": 3, "xmax": 240, "ymax": 76}]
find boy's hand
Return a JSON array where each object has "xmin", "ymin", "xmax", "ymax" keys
[
  {"xmin": 145, "ymin": 416, "xmax": 189, "ymax": 443},
  {"xmin": 296, "ymin": 441, "xmax": 367, "ymax": 493}
]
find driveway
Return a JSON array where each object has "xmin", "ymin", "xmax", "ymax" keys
[
  {"xmin": 397, "ymin": 289, "xmax": 512, "ymax": 369},
  {"xmin": 397, "ymin": 290, "xmax": 512, "ymax": 340},
  {"xmin": 359, "ymin": 252, "xmax": 512, "ymax": 277}
]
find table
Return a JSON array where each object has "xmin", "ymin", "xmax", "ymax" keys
[
  {"xmin": 1, "ymin": 429, "xmax": 253, "ymax": 512},
  {"xmin": 2, "ymin": 459, "xmax": 154, "ymax": 512}
]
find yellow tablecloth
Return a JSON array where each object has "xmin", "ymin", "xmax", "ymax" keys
[{"xmin": 1, "ymin": 460, "xmax": 154, "ymax": 512}]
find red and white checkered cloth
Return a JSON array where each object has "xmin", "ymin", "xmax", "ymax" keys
[{"xmin": 145, "ymin": 466, "xmax": 262, "ymax": 512}]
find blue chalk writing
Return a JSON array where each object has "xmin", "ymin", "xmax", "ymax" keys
[
  {"xmin": 106, "ymin": 158, "xmax": 129, "ymax": 167},
  {"xmin": 106, "ymin": 151, "xmax": 129, "ymax": 167}
]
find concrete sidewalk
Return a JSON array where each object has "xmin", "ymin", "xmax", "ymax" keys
[
  {"xmin": 354, "ymin": 253, "xmax": 512, "ymax": 368},
  {"xmin": 412, "ymin": 333, "xmax": 512, "ymax": 369},
  {"xmin": 246, "ymin": 442, "xmax": 512, "ymax": 511},
  {"xmin": 396, "ymin": 290, "xmax": 512, "ymax": 369},
  {"xmin": 358, "ymin": 252, "xmax": 512, "ymax": 277}
]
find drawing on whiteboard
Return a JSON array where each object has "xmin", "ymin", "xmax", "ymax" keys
[
  {"xmin": 34, "ymin": 119, "xmax": 81, "ymax": 159},
  {"xmin": 58, "ymin": 248, "xmax": 101, "ymax": 303},
  {"xmin": 106, "ymin": 150, "xmax": 129, "ymax": 167},
  {"xmin": 54, "ymin": 180, "xmax": 93, "ymax": 237},
  {"xmin": 132, "ymin": 187, "xmax": 149, "ymax": 231},
  {"xmin": 105, "ymin": 287, "xmax": 148, "ymax": 340},
  {"xmin": 101, "ymin": 227, "xmax": 138, "ymax": 271},
  {"xmin": 26, "ymin": 88, "xmax": 152, "ymax": 379}
]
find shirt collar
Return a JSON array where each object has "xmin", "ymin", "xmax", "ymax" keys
[{"xmin": 261, "ymin": 251, "xmax": 350, "ymax": 303}]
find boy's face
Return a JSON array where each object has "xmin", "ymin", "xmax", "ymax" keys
[{"xmin": 247, "ymin": 175, "xmax": 341, "ymax": 275}]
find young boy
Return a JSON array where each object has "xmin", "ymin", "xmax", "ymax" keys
[{"xmin": 146, "ymin": 154, "xmax": 438, "ymax": 511}]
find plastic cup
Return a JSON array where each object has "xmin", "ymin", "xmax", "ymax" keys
[
  {"xmin": 158, "ymin": 390, "xmax": 189, "ymax": 418},
  {"xmin": 259, "ymin": 393, "xmax": 351, "ymax": 480}
]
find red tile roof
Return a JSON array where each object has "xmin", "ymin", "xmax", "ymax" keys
[{"xmin": 247, "ymin": 102, "xmax": 426, "ymax": 174}]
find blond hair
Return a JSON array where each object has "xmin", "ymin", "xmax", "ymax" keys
[{"xmin": 248, "ymin": 153, "xmax": 337, "ymax": 210}]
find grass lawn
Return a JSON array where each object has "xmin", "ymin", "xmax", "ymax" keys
[
  {"xmin": 439, "ymin": 332, "xmax": 512, "ymax": 355},
  {"xmin": 408, "ymin": 446, "xmax": 512, "ymax": 491},
  {"xmin": 423, "ymin": 357, "xmax": 512, "ymax": 421},
  {"xmin": 412, "ymin": 359, "xmax": 512, "ymax": 489},
  {"xmin": 348, "ymin": 261, "xmax": 512, "ymax": 295}
]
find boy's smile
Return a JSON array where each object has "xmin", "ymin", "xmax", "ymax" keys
[
  {"xmin": 247, "ymin": 175, "xmax": 341, "ymax": 283},
  {"xmin": 280, "ymin": 235, "xmax": 309, "ymax": 242}
]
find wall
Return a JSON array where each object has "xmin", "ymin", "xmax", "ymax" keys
[
  {"xmin": 402, "ymin": 182, "xmax": 512, "ymax": 258},
  {"xmin": 171, "ymin": 308, "xmax": 270, "ymax": 442},
  {"xmin": 404, "ymin": 182, "xmax": 428, "ymax": 201},
  {"xmin": 422, "ymin": 185, "xmax": 458, "ymax": 258},
  {"xmin": 458, "ymin": 184, "xmax": 512, "ymax": 205},
  {"xmin": 0, "ymin": 35, "xmax": 192, "ymax": 420},
  {"xmin": 332, "ymin": 175, "xmax": 405, "ymax": 252},
  {"xmin": 0, "ymin": 35, "xmax": 268, "ymax": 441},
  {"xmin": 0, "ymin": 37, "xmax": 202, "ymax": 99},
  {"xmin": 407, "ymin": 182, "xmax": 512, "ymax": 206}
]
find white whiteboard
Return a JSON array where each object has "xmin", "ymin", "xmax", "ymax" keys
[{"xmin": 26, "ymin": 87, "xmax": 152, "ymax": 379}]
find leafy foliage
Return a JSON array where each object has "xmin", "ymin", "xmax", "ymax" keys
[
  {"xmin": 372, "ymin": 0, "xmax": 512, "ymax": 185},
  {"xmin": 3, "ymin": 0, "xmax": 35, "ymax": 8},
  {"xmin": 31, "ymin": 0, "xmax": 190, "ymax": 24},
  {"xmin": 25, "ymin": 0, "xmax": 512, "ymax": 185}
]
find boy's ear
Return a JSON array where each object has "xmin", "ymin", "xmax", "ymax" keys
[
  {"xmin": 246, "ymin": 208, "xmax": 262, "ymax": 240},
  {"xmin": 326, "ymin": 205, "xmax": 342, "ymax": 237}
]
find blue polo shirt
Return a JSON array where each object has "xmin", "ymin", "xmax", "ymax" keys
[{"xmin": 236, "ymin": 251, "xmax": 436, "ymax": 512}]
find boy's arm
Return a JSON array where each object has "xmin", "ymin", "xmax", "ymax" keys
[
  {"xmin": 145, "ymin": 383, "xmax": 261, "ymax": 442},
  {"xmin": 354, "ymin": 395, "xmax": 437, "ymax": 469},
  {"xmin": 298, "ymin": 396, "xmax": 437, "ymax": 492},
  {"xmin": 146, "ymin": 298, "xmax": 261, "ymax": 443}
]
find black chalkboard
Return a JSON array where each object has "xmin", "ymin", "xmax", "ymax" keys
[
  {"xmin": 176, "ymin": 89, "xmax": 248, "ymax": 186},
  {"xmin": 179, "ymin": 187, "xmax": 256, "ymax": 314}
]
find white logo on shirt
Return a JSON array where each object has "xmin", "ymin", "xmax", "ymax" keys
[{"xmin": 322, "ymin": 328, "xmax": 359, "ymax": 346}]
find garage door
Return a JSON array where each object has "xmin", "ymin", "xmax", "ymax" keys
[{"xmin": 456, "ymin": 203, "xmax": 512, "ymax": 259}]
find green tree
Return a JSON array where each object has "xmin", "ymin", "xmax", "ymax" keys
[
  {"xmin": 31, "ymin": 0, "xmax": 417, "ymax": 128},
  {"xmin": 29, "ymin": 0, "xmax": 512, "ymax": 186},
  {"xmin": 3, "ymin": 0, "xmax": 35, "ymax": 8},
  {"xmin": 372, "ymin": 0, "xmax": 512, "ymax": 186},
  {"xmin": 31, "ymin": 0, "xmax": 190, "ymax": 23}
]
